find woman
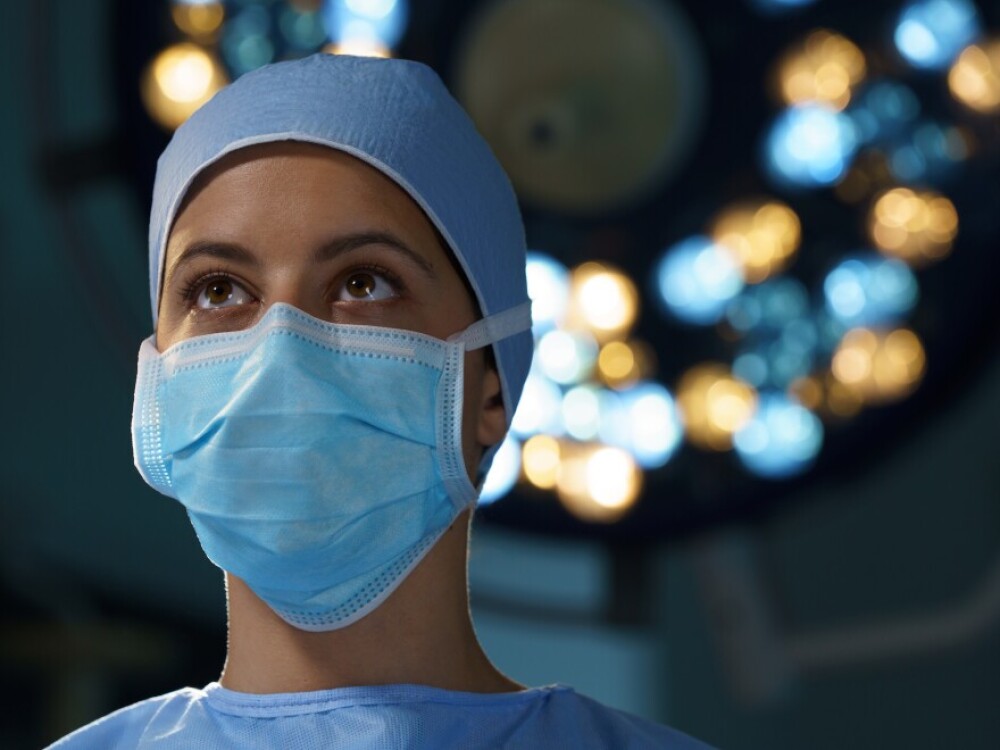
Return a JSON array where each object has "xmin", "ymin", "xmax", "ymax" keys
[{"xmin": 49, "ymin": 53, "xmax": 710, "ymax": 748}]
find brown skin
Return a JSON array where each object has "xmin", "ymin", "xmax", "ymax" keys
[{"xmin": 157, "ymin": 141, "xmax": 522, "ymax": 694}]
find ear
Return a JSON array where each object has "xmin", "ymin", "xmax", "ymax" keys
[{"xmin": 476, "ymin": 364, "xmax": 507, "ymax": 450}]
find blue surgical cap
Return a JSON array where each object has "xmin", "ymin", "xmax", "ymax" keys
[{"xmin": 149, "ymin": 53, "xmax": 532, "ymax": 426}]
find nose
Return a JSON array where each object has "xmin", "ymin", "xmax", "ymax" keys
[{"xmin": 258, "ymin": 271, "xmax": 332, "ymax": 323}]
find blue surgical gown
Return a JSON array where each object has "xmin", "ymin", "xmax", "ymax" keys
[{"xmin": 46, "ymin": 682, "xmax": 712, "ymax": 748}]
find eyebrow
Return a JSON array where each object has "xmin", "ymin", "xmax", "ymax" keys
[{"xmin": 166, "ymin": 230, "xmax": 437, "ymax": 282}]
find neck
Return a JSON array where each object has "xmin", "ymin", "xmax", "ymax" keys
[{"xmin": 218, "ymin": 510, "xmax": 522, "ymax": 695}]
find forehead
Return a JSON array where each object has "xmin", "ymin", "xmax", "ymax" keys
[
  {"xmin": 164, "ymin": 140, "xmax": 480, "ymax": 309},
  {"xmin": 172, "ymin": 141, "xmax": 419, "ymax": 230}
]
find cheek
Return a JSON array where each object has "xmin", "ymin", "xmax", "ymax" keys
[{"xmin": 459, "ymin": 352, "xmax": 486, "ymax": 477}]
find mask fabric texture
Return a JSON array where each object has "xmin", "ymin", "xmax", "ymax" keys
[{"xmin": 132, "ymin": 302, "xmax": 530, "ymax": 631}]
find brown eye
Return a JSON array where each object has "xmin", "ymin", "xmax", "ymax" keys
[
  {"xmin": 207, "ymin": 280, "xmax": 233, "ymax": 304},
  {"xmin": 339, "ymin": 271, "xmax": 397, "ymax": 302},
  {"xmin": 195, "ymin": 277, "xmax": 252, "ymax": 309},
  {"xmin": 346, "ymin": 272, "xmax": 376, "ymax": 298}
]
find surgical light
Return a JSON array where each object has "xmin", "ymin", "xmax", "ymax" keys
[
  {"xmin": 510, "ymin": 369, "xmax": 564, "ymax": 438},
  {"xmin": 764, "ymin": 104, "xmax": 858, "ymax": 188},
  {"xmin": 894, "ymin": 0, "xmax": 981, "ymax": 71},
  {"xmin": 479, "ymin": 434, "xmax": 521, "ymax": 504},
  {"xmin": 868, "ymin": 187, "xmax": 958, "ymax": 266},
  {"xmin": 570, "ymin": 262, "xmax": 639, "ymax": 341},
  {"xmin": 562, "ymin": 386, "xmax": 603, "ymax": 441},
  {"xmin": 597, "ymin": 340, "xmax": 651, "ymax": 390},
  {"xmin": 729, "ymin": 276, "xmax": 811, "ymax": 333},
  {"xmin": 734, "ymin": 316, "xmax": 818, "ymax": 390},
  {"xmin": 536, "ymin": 329, "xmax": 598, "ymax": 385},
  {"xmin": 887, "ymin": 121, "xmax": 969, "ymax": 184},
  {"xmin": 221, "ymin": 5, "xmax": 275, "ymax": 76},
  {"xmin": 677, "ymin": 364, "xmax": 758, "ymax": 451},
  {"xmin": 522, "ymin": 435, "xmax": 561, "ymax": 490},
  {"xmin": 141, "ymin": 43, "xmax": 228, "ymax": 130},
  {"xmin": 949, "ymin": 39, "xmax": 1000, "ymax": 113},
  {"xmin": 748, "ymin": 0, "xmax": 819, "ymax": 13},
  {"xmin": 555, "ymin": 444, "xmax": 641, "ymax": 523},
  {"xmin": 526, "ymin": 252, "xmax": 571, "ymax": 333},
  {"xmin": 775, "ymin": 29, "xmax": 866, "ymax": 111},
  {"xmin": 322, "ymin": 38, "xmax": 391, "ymax": 58},
  {"xmin": 279, "ymin": 5, "xmax": 328, "ymax": 50},
  {"xmin": 322, "ymin": 0, "xmax": 408, "ymax": 50},
  {"xmin": 823, "ymin": 254, "xmax": 919, "ymax": 328},
  {"xmin": 656, "ymin": 236, "xmax": 745, "ymax": 325},
  {"xmin": 734, "ymin": 391, "xmax": 824, "ymax": 478},
  {"xmin": 171, "ymin": 1, "xmax": 225, "ymax": 38},
  {"xmin": 711, "ymin": 200, "xmax": 801, "ymax": 283},
  {"xmin": 618, "ymin": 382, "xmax": 684, "ymax": 469},
  {"xmin": 832, "ymin": 327, "xmax": 926, "ymax": 404},
  {"xmin": 850, "ymin": 80, "xmax": 921, "ymax": 147}
]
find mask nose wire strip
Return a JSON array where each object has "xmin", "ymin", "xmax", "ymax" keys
[{"xmin": 449, "ymin": 302, "xmax": 533, "ymax": 351}]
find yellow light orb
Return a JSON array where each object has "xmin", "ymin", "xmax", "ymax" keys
[
  {"xmin": 569, "ymin": 262, "xmax": 639, "ymax": 341},
  {"xmin": 676, "ymin": 363, "xmax": 757, "ymax": 451},
  {"xmin": 868, "ymin": 188, "xmax": 958, "ymax": 267},
  {"xmin": 831, "ymin": 327, "xmax": 925, "ymax": 404},
  {"xmin": 948, "ymin": 40, "xmax": 1000, "ymax": 114},
  {"xmin": 141, "ymin": 44, "xmax": 228, "ymax": 131},
  {"xmin": 522, "ymin": 435, "xmax": 561, "ymax": 490},
  {"xmin": 825, "ymin": 376, "xmax": 864, "ymax": 417},
  {"xmin": 323, "ymin": 39, "xmax": 392, "ymax": 58},
  {"xmin": 872, "ymin": 329, "xmax": 926, "ymax": 399},
  {"xmin": 775, "ymin": 29, "xmax": 866, "ymax": 111},
  {"xmin": 171, "ymin": 1, "xmax": 225, "ymax": 38},
  {"xmin": 594, "ymin": 342, "xmax": 632, "ymax": 389},
  {"xmin": 711, "ymin": 199, "xmax": 801, "ymax": 283},
  {"xmin": 789, "ymin": 375, "xmax": 823, "ymax": 412},
  {"xmin": 555, "ymin": 443, "xmax": 640, "ymax": 523}
]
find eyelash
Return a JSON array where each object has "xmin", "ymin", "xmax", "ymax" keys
[
  {"xmin": 343, "ymin": 263, "xmax": 407, "ymax": 298},
  {"xmin": 177, "ymin": 267, "xmax": 235, "ymax": 305},
  {"xmin": 175, "ymin": 264, "xmax": 408, "ymax": 306}
]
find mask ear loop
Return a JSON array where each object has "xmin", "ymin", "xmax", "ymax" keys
[
  {"xmin": 446, "ymin": 301, "xmax": 532, "ymax": 492},
  {"xmin": 448, "ymin": 301, "xmax": 533, "ymax": 351}
]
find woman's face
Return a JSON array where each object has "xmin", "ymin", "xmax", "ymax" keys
[{"xmin": 157, "ymin": 141, "xmax": 505, "ymax": 478}]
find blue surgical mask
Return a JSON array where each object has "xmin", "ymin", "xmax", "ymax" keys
[{"xmin": 131, "ymin": 302, "xmax": 531, "ymax": 631}]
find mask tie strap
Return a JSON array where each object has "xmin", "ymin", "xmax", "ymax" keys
[{"xmin": 448, "ymin": 301, "xmax": 533, "ymax": 351}]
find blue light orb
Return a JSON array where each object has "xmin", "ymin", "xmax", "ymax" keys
[
  {"xmin": 562, "ymin": 385, "xmax": 604, "ymax": 441},
  {"xmin": 510, "ymin": 369, "xmax": 564, "ymax": 439},
  {"xmin": 595, "ymin": 382, "xmax": 682, "ymax": 469},
  {"xmin": 894, "ymin": 0, "xmax": 981, "ymax": 70},
  {"xmin": 814, "ymin": 307, "xmax": 849, "ymax": 355},
  {"xmin": 850, "ymin": 81, "xmax": 921, "ymax": 145},
  {"xmin": 734, "ymin": 318, "xmax": 818, "ymax": 390},
  {"xmin": 537, "ymin": 329, "xmax": 598, "ymax": 385},
  {"xmin": 734, "ymin": 392, "xmax": 823, "ymax": 478},
  {"xmin": 479, "ymin": 433, "xmax": 521, "ymax": 504},
  {"xmin": 764, "ymin": 105, "xmax": 858, "ymax": 188},
  {"xmin": 733, "ymin": 351, "xmax": 769, "ymax": 387},
  {"xmin": 656, "ymin": 236, "xmax": 744, "ymax": 325},
  {"xmin": 823, "ymin": 254, "xmax": 919, "ymax": 328},
  {"xmin": 280, "ymin": 6, "xmax": 328, "ymax": 51},
  {"xmin": 525, "ymin": 251, "xmax": 570, "ymax": 334},
  {"xmin": 221, "ymin": 5, "xmax": 275, "ymax": 76},
  {"xmin": 889, "ymin": 120, "xmax": 968, "ymax": 183},
  {"xmin": 725, "ymin": 276, "xmax": 810, "ymax": 334},
  {"xmin": 322, "ymin": 0, "xmax": 409, "ymax": 48},
  {"xmin": 747, "ymin": 0, "xmax": 818, "ymax": 13}
]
